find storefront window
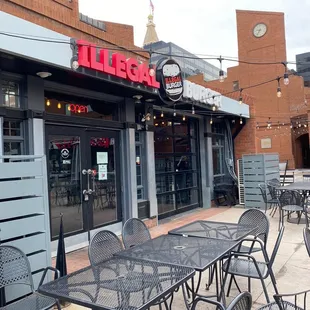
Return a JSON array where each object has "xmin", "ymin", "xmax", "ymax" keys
[
  {"xmin": 212, "ymin": 123, "xmax": 226, "ymax": 177},
  {"xmin": 44, "ymin": 92, "xmax": 121, "ymax": 121},
  {"xmin": 154, "ymin": 112, "xmax": 199, "ymax": 217},
  {"xmin": 3, "ymin": 120, "xmax": 24, "ymax": 155},
  {"xmin": 2, "ymin": 80, "xmax": 20, "ymax": 108},
  {"xmin": 135, "ymin": 131, "xmax": 145, "ymax": 200}
]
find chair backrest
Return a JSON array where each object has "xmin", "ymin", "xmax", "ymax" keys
[
  {"xmin": 279, "ymin": 190, "xmax": 302, "ymax": 208},
  {"xmin": 258, "ymin": 183, "xmax": 268, "ymax": 204},
  {"xmin": 269, "ymin": 226, "xmax": 285, "ymax": 268},
  {"xmin": 0, "ymin": 245, "xmax": 34, "ymax": 291},
  {"xmin": 266, "ymin": 180, "xmax": 280, "ymax": 200},
  {"xmin": 122, "ymin": 218, "xmax": 151, "ymax": 249},
  {"xmin": 227, "ymin": 292, "xmax": 252, "ymax": 310},
  {"xmin": 88, "ymin": 230, "xmax": 123, "ymax": 265},
  {"xmin": 303, "ymin": 228, "xmax": 310, "ymax": 257},
  {"xmin": 238, "ymin": 209, "xmax": 270, "ymax": 246}
]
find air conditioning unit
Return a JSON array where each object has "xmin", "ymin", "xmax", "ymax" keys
[{"xmin": 237, "ymin": 159, "xmax": 245, "ymax": 205}]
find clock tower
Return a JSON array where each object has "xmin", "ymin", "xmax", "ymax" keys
[{"xmin": 236, "ymin": 10, "xmax": 287, "ymax": 65}]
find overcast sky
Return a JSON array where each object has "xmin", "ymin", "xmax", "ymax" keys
[{"xmin": 79, "ymin": 0, "xmax": 310, "ymax": 70}]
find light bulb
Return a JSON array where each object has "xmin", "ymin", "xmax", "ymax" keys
[
  {"xmin": 57, "ymin": 102, "xmax": 61, "ymax": 109},
  {"xmin": 46, "ymin": 99, "xmax": 51, "ymax": 106},
  {"xmin": 210, "ymin": 118, "xmax": 213, "ymax": 125},
  {"xmin": 277, "ymin": 87, "xmax": 282, "ymax": 98},
  {"xmin": 149, "ymin": 67, "xmax": 156, "ymax": 77},
  {"xmin": 182, "ymin": 115, "xmax": 186, "ymax": 121},
  {"xmin": 154, "ymin": 115, "xmax": 156, "ymax": 119},
  {"xmin": 304, "ymin": 124, "xmax": 307, "ymax": 128},
  {"xmin": 290, "ymin": 124, "xmax": 293, "ymax": 129},
  {"xmin": 239, "ymin": 96, "xmax": 243, "ymax": 105},
  {"xmin": 240, "ymin": 118, "xmax": 243, "ymax": 125},
  {"xmin": 68, "ymin": 105, "xmax": 71, "ymax": 111},
  {"xmin": 219, "ymin": 70, "xmax": 225, "ymax": 82},
  {"xmin": 173, "ymin": 107, "xmax": 176, "ymax": 117},
  {"xmin": 192, "ymin": 105, "xmax": 195, "ymax": 115},
  {"xmin": 212, "ymin": 105, "xmax": 216, "ymax": 111},
  {"xmin": 71, "ymin": 60, "xmax": 79, "ymax": 70},
  {"xmin": 161, "ymin": 111, "xmax": 164, "ymax": 118},
  {"xmin": 283, "ymin": 72, "xmax": 289, "ymax": 85}
]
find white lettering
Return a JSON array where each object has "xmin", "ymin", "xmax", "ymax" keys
[{"xmin": 183, "ymin": 80, "xmax": 222, "ymax": 108}]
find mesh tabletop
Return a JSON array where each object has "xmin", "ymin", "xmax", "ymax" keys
[
  {"xmin": 168, "ymin": 220, "xmax": 256, "ymax": 241},
  {"xmin": 38, "ymin": 257, "xmax": 194, "ymax": 310},
  {"xmin": 116, "ymin": 234, "xmax": 239, "ymax": 272},
  {"xmin": 277, "ymin": 182, "xmax": 310, "ymax": 191}
]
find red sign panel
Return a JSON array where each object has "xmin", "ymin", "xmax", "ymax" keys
[
  {"xmin": 68, "ymin": 104, "xmax": 88, "ymax": 114},
  {"xmin": 77, "ymin": 40, "xmax": 160, "ymax": 89}
]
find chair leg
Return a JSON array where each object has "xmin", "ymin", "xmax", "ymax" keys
[
  {"xmin": 226, "ymin": 275, "xmax": 233, "ymax": 297},
  {"xmin": 260, "ymin": 277, "xmax": 270, "ymax": 304},
  {"xmin": 233, "ymin": 276, "xmax": 242, "ymax": 293},
  {"xmin": 55, "ymin": 301, "xmax": 61, "ymax": 310},
  {"xmin": 248, "ymin": 277, "xmax": 251, "ymax": 293}
]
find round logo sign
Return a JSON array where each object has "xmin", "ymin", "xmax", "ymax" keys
[
  {"xmin": 156, "ymin": 58, "xmax": 184, "ymax": 103},
  {"xmin": 61, "ymin": 148, "xmax": 70, "ymax": 159}
]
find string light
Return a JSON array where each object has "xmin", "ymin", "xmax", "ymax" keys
[
  {"xmin": 240, "ymin": 115, "xmax": 243, "ymax": 125},
  {"xmin": 160, "ymin": 109, "xmax": 164, "ymax": 118},
  {"xmin": 239, "ymin": 89, "xmax": 243, "ymax": 105},
  {"xmin": 210, "ymin": 116, "xmax": 213, "ymax": 125},
  {"xmin": 154, "ymin": 115, "xmax": 156, "ymax": 119},
  {"xmin": 182, "ymin": 115, "xmax": 186, "ymax": 121},
  {"xmin": 46, "ymin": 99, "xmax": 51, "ymax": 106},
  {"xmin": 282, "ymin": 62, "xmax": 290, "ymax": 85},
  {"xmin": 192, "ymin": 104, "xmax": 195, "ymax": 115},
  {"xmin": 57, "ymin": 102, "xmax": 61, "ymax": 109},
  {"xmin": 173, "ymin": 105, "xmax": 176, "ymax": 117},
  {"xmin": 277, "ymin": 78, "xmax": 282, "ymax": 98}
]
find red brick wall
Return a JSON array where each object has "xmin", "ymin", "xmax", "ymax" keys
[
  {"xmin": 189, "ymin": 10, "xmax": 308, "ymax": 169},
  {"xmin": 0, "ymin": 0, "xmax": 148, "ymax": 61}
]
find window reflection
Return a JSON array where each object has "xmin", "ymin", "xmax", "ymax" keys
[{"xmin": 154, "ymin": 111, "xmax": 199, "ymax": 216}]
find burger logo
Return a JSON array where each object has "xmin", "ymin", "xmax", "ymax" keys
[{"xmin": 156, "ymin": 58, "xmax": 184, "ymax": 103}]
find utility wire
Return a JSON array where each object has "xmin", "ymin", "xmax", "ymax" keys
[{"xmin": 0, "ymin": 30, "xmax": 308, "ymax": 66}]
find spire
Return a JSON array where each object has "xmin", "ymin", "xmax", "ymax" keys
[{"xmin": 143, "ymin": 2, "xmax": 159, "ymax": 47}]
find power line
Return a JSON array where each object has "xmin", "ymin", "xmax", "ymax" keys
[{"xmin": 0, "ymin": 30, "xmax": 309, "ymax": 66}]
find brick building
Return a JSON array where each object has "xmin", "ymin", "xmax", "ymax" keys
[{"xmin": 189, "ymin": 10, "xmax": 309, "ymax": 169}]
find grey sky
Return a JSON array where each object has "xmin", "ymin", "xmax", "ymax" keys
[{"xmin": 79, "ymin": 0, "xmax": 310, "ymax": 70}]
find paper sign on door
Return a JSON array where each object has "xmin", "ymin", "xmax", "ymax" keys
[
  {"xmin": 97, "ymin": 152, "xmax": 108, "ymax": 164},
  {"xmin": 98, "ymin": 164, "xmax": 108, "ymax": 180}
]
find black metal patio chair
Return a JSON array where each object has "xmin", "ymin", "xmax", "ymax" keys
[
  {"xmin": 266, "ymin": 179, "xmax": 281, "ymax": 217},
  {"xmin": 236, "ymin": 209, "xmax": 270, "ymax": 254},
  {"xmin": 222, "ymin": 226, "xmax": 285, "ymax": 303},
  {"xmin": 122, "ymin": 218, "xmax": 151, "ymax": 249},
  {"xmin": 0, "ymin": 245, "xmax": 60, "ymax": 310},
  {"xmin": 88, "ymin": 230, "xmax": 123, "ymax": 265},
  {"xmin": 303, "ymin": 227, "xmax": 310, "ymax": 257},
  {"xmin": 257, "ymin": 289, "xmax": 310, "ymax": 310},
  {"xmin": 191, "ymin": 291, "xmax": 252, "ymax": 310},
  {"xmin": 278, "ymin": 190, "xmax": 304, "ymax": 230},
  {"xmin": 258, "ymin": 183, "xmax": 279, "ymax": 214}
]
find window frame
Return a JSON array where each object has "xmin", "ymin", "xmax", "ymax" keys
[
  {"xmin": 135, "ymin": 131, "xmax": 147, "ymax": 201},
  {"xmin": 211, "ymin": 123, "xmax": 226, "ymax": 178}
]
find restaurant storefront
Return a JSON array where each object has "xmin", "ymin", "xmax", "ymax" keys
[{"xmin": 0, "ymin": 11, "xmax": 161, "ymax": 254}]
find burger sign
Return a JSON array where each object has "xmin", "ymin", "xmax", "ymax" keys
[{"xmin": 156, "ymin": 58, "xmax": 184, "ymax": 103}]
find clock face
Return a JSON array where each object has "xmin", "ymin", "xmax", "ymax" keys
[{"xmin": 253, "ymin": 23, "xmax": 267, "ymax": 38}]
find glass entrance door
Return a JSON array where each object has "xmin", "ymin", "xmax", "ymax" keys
[
  {"xmin": 46, "ymin": 126, "xmax": 121, "ymax": 241},
  {"xmin": 86, "ymin": 131, "xmax": 121, "ymax": 229}
]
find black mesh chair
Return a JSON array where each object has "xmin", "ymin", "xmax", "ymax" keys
[
  {"xmin": 304, "ymin": 228, "xmax": 310, "ymax": 257},
  {"xmin": 222, "ymin": 226, "xmax": 285, "ymax": 303},
  {"xmin": 258, "ymin": 290, "xmax": 310, "ymax": 310},
  {"xmin": 259, "ymin": 183, "xmax": 279, "ymax": 214},
  {"xmin": 0, "ymin": 245, "xmax": 60, "ymax": 310},
  {"xmin": 236, "ymin": 209, "xmax": 270, "ymax": 254},
  {"xmin": 192, "ymin": 291, "xmax": 252, "ymax": 310},
  {"xmin": 88, "ymin": 230, "xmax": 123, "ymax": 265},
  {"xmin": 122, "ymin": 218, "xmax": 151, "ymax": 249},
  {"xmin": 278, "ymin": 190, "xmax": 304, "ymax": 230},
  {"xmin": 266, "ymin": 180, "xmax": 281, "ymax": 217}
]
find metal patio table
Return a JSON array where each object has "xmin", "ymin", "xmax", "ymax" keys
[
  {"xmin": 277, "ymin": 182, "xmax": 310, "ymax": 224},
  {"xmin": 38, "ymin": 256, "xmax": 195, "ymax": 310},
  {"xmin": 168, "ymin": 220, "xmax": 256, "ymax": 240},
  {"xmin": 115, "ymin": 234, "xmax": 240, "ymax": 307}
]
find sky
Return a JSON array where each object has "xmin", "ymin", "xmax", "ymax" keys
[{"xmin": 78, "ymin": 0, "xmax": 310, "ymax": 70}]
